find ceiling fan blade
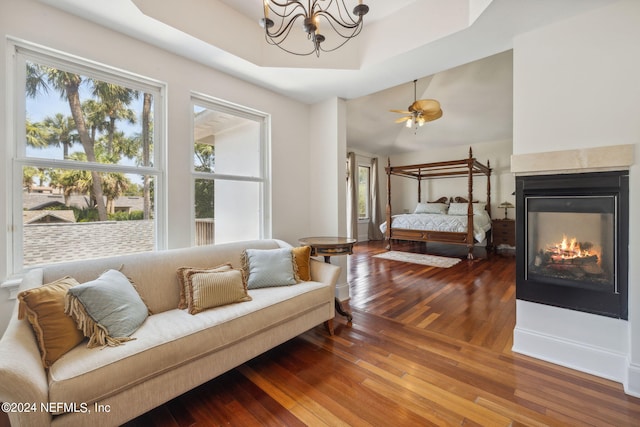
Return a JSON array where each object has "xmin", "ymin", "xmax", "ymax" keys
[
  {"xmin": 389, "ymin": 109, "xmax": 411, "ymax": 114},
  {"xmin": 395, "ymin": 116, "xmax": 412, "ymax": 123}
]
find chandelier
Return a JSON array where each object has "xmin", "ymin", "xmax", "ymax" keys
[{"xmin": 260, "ymin": 0, "xmax": 370, "ymax": 57}]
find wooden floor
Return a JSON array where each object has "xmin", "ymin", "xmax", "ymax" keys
[{"xmin": 123, "ymin": 241, "xmax": 640, "ymax": 426}]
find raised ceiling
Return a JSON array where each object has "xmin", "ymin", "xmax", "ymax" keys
[{"xmin": 38, "ymin": 0, "xmax": 619, "ymax": 154}]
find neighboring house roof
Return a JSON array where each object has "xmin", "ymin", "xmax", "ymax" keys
[
  {"xmin": 23, "ymin": 210, "xmax": 76, "ymax": 224},
  {"xmin": 22, "ymin": 192, "xmax": 145, "ymax": 212}
]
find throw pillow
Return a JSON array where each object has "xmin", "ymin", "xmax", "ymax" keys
[
  {"xmin": 176, "ymin": 263, "xmax": 232, "ymax": 309},
  {"xmin": 448, "ymin": 203, "xmax": 469, "ymax": 215},
  {"xmin": 17, "ymin": 276, "xmax": 85, "ymax": 368},
  {"xmin": 448, "ymin": 202, "xmax": 487, "ymax": 216},
  {"xmin": 241, "ymin": 248, "xmax": 297, "ymax": 289},
  {"xmin": 185, "ymin": 268, "xmax": 252, "ymax": 314},
  {"xmin": 414, "ymin": 202, "xmax": 448, "ymax": 215},
  {"xmin": 291, "ymin": 245, "xmax": 311, "ymax": 282},
  {"xmin": 64, "ymin": 269, "xmax": 149, "ymax": 348}
]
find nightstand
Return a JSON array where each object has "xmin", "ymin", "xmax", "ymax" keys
[{"xmin": 492, "ymin": 219, "xmax": 515, "ymax": 249}]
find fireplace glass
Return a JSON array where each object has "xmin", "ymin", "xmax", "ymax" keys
[
  {"xmin": 526, "ymin": 196, "xmax": 616, "ymax": 293},
  {"xmin": 516, "ymin": 170, "xmax": 628, "ymax": 319}
]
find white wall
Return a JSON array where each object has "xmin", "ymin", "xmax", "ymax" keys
[
  {"xmin": 0, "ymin": 0, "xmax": 319, "ymax": 333},
  {"xmin": 512, "ymin": 0, "xmax": 640, "ymax": 396},
  {"xmin": 386, "ymin": 140, "xmax": 514, "ymax": 220},
  {"xmin": 309, "ymin": 98, "xmax": 349, "ymax": 301}
]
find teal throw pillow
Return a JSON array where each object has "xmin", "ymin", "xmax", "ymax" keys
[
  {"xmin": 65, "ymin": 269, "xmax": 149, "ymax": 348},
  {"xmin": 242, "ymin": 248, "xmax": 297, "ymax": 289}
]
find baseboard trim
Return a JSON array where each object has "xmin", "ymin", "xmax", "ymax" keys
[
  {"xmin": 513, "ymin": 326, "xmax": 628, "ymax": 385},
  {"xmin": 335, "ymin": 281, "xmax": 350, "ymax": 302},
  {"xmin": 626, "ymin": 363, "xmax": 640, "ymax": 398}
]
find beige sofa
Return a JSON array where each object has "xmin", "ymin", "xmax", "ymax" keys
[{"xmin": 0, "ymin": 239, "xmax": 340, "ymax": 427}]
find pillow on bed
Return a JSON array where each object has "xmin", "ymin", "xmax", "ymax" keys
[
  {"xmin": 414, "ymin": 202, "xmax": 448, "ymax": 215},
  {"xmin": 448, "ymin": 202, "xmax": 487, "ymax": 215}
]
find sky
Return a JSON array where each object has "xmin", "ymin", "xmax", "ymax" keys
[{"xmin": 25, "ymin": 76, "xmax": 147, "ymax": 185}]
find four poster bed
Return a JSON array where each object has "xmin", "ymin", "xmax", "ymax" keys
[{"xmin": 381, "ymin": 148, "xmax": 492, "ymax": 260}]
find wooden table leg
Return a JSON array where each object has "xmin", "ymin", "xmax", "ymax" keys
[
  {"xmin": 323, "ymin": 256, "xmax": 353, "ymax": 324},
  {"xmin": 335, "ymin": 298, "xmax": 353, "ymax": 324}
]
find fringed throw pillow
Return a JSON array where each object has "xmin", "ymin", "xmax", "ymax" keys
[
  {"xmin": 176, "ymin": 263, "xmax": 232, "ymax": 309},
  {"xmin": 64, "ymin": 269, "xmax": 149, "ymax": 348},
  {"xmin": 17, "ymin": 276, "xmax": 85, "ymax": 368}
]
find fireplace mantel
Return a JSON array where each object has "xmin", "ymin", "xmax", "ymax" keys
[{"xmin": 511, "ymin": 144, "xmax": 634, "ymax": 176}]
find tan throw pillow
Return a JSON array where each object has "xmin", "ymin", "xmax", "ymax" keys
[
  {"xmin": 185, "ymin": 268, "xmax": 252, "ymax": 314},
  {"xmin": 176, "ymin": 264, "xmax": 232, "ymax": 309},
  {"xmin": 292, "ymin": 245, "xmax": 312, "ymax": 282},
  {"xmin": 17, "ymin": 276, "xmax": 85, "ymax": 368}
]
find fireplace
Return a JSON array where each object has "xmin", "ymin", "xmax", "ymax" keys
[{"xmin": 515, "ymin": 171, "xmax": 629, "ymax": 319}]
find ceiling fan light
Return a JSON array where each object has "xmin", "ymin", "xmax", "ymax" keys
[{"xmin": 406, "ymin": 119, "xmax": 413, "ymax": 128}]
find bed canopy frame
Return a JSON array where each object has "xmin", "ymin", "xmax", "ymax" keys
[{"xmin": 384, "ymin": 147, "xmax": 492, "ymax": 259}]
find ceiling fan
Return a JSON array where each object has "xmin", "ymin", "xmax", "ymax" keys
[{"xmin": 390, "ymin": 79, "xmax": 443, "ymax": 129}]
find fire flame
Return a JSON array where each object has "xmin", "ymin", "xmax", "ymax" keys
[{"xmin": 547, "ymin": 235, "xmax": 599, "ymax": 262}]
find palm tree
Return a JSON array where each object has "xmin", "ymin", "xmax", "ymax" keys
[
  {"xmin": 92, "ymin": 82, "xmax": 137, "ymax": 158},
  {"xmin": 25, "ymin": 118, "xmax": 48, "ymax": 148},
  {"xmin": 22, "ymin": 166, "xmax": 39, "ymax": 193},
  {"xmin": 43, "ymin": 113, "xmax": 78, "ymax": 159},
  {"xmin": 58, "ymin": 167, "xmax": 92, "ymax": 207},
  {"xmin": 102, "ymin": 173, "xmax": 131, "ymax": 214},
  {"xmin": 25, "ymin": 63, "xmax": 108, "ymax": 221}
]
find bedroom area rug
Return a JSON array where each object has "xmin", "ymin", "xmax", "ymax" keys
[{"xmin": 372, "ymin": 251, "xmax": 462, "ymax": 268}]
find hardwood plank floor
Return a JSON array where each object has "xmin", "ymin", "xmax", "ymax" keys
[{"xmin": 124, "ymin": 241, "xmax": 640, "ymax": 426}]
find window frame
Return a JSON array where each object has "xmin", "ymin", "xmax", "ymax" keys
[
  {"xmin": 7, "ymin": 39, "xmax": 167, "ymax": 275},
  {"xmin": 357, "ymin": 163, "xmax": 371, "ymax": 221},
  {"xmin": 189, "ymin": 92, "xmax": 271, "ymax": 245}
]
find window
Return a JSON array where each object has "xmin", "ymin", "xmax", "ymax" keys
[
  {"xmin": 11, "ymin": 42, "xmax": 165, "ymax": 272},
  {"xmin": 191, "ymin": 94, "xmax": 270, "ymax": 245},
  {"xmin": 358, "ymin": 165, "xmax": 370, "ymax": 219}
]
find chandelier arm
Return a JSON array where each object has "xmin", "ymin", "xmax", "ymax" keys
[
  {"xmin": 316, "ymin": 15, "xmax": 363, "ymax": 41},
  {"xmin": 267, "ymin": 1, "xmax": 308, "ymax": 19},
  {"xmin": 265, "ymin": 34, "xmax": 318, "ymax": 56},
  {"xmin": 315, "ymin": 10, "xmax": 363, "ymax": 33},
  {"xmin": 326, "ymin": 0, "xmax": 362, "ymax": 26},
  {"xmin": 318, "ymin": 34, "xmax": 358, "ymax": 53},
  {"xmin": 266, "ymin": 13, "xmax": 308, "ymax": 40}
]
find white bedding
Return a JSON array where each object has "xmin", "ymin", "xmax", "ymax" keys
[{"xmin": 379, "ymin": 212, "xmax": 492, "ymax": 242}]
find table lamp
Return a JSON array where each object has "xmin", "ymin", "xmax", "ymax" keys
[{"xmin": 498, "ymin": 201, "xmax": 514, "ymax": 219}]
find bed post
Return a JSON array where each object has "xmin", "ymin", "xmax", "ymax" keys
[
  {"xmin": 385, "ymin": 158, "xmax": 392, "ymax": 250},
  {"xmin": 486, "ymin": 159, "xmax": 492, "ymax": 218},
  {"xmin": 466, "ymin": 147, "xmax": 475, "ymax": 260},
  {"xmin": 486, "ymin": 159, "xmax": 493, "ymax": 252}
]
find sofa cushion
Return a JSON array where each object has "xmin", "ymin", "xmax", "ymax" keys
[
  {"xmin": 186, "ymin": 268, "xmax": 252, "ymax": 314},
  {"xmin": 292, "ymin": 245, "xmax": 312, "ymax": 282},
  {"xmin": 242, "ymin": 248, "xmax": 296, "ymax": 289},
  {"xmin": 47, "ymin": 280, "xmax": 332, "ymax": 411},
  {"xmin": 17, "ymin": 276, "xmax": 85, "ymax": 368},
  {"xmin": 176, "ymin": 264, "xmax": 232, "ymax": 310},
  {"xmin": 65, "ymin": 269, "xmax": 149, "ymax": 348}
]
